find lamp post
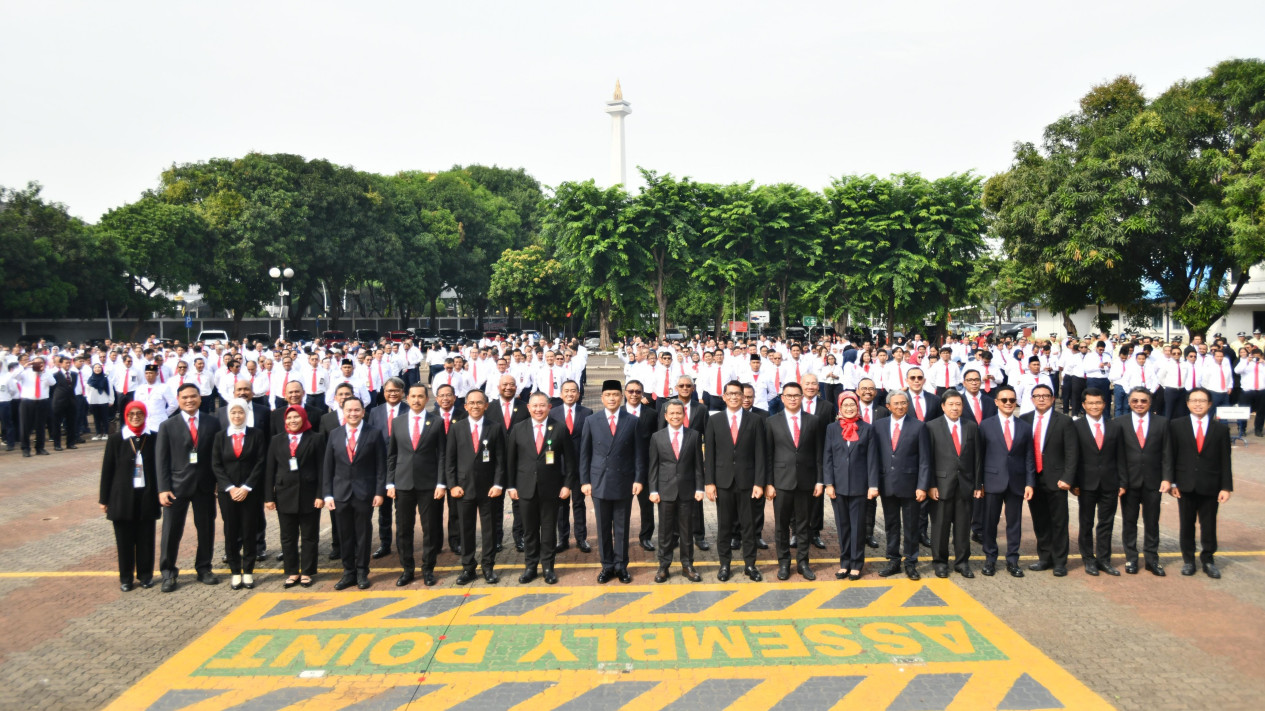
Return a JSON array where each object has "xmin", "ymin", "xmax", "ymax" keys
[{"xmin": 269, "ymin": 266, "xmax": 294, "ymax": 341}]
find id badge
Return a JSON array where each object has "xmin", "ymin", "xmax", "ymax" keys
[
  {"xmin": 133, "ymin": 454, "xmax": 145, "ymax": 488},
  {"xmin": 189, "ymin": 451, "xmax": 199, "ymax": 465},
  {"xmin": 289, "ymin": 457, "xmax": 299, "ymax": 471},
  {"xmin": 482, "ymin": 448, "xmax": 490, "ymax": 463},
  {"xmin": 545, "ymin": 450, "xmax": 555, "ymax": 465}
]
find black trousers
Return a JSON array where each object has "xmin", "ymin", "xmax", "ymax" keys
[
  {"xmin": 931, "ymin": 489, "xmax": 973, "ymax": 567},
  {"xmin": 277, "ymin": 509, "xmax": 319, "ymax": 577},
  {"xmin": 557, "ymin": 488, "xmax": 589, "ymax": 543},
  {"xmin": 19, "ymin": 399, "xmax": 50, "ymax": 452},
  {"xmin": 773, "ymin": 488, "xmax": 811, "ymax": 565},
  {"xmin": 334, "ymin": 497, "xmax": 373, "ymax": 576},
  {"xmin": 865, "ymin": 496, "xmax": 878, "ymax": 540},
  {"xmin": 446, "ymin": 493, "xmax": 462, "ymax": 551},
  {"xmin": 1178, "ymin": 492, "xmax": 1219, "ymax": 565},
  {"xmin": 717, "ymin": 486, "xmax": 758, "ymax": 567},
  {"xmin": 1162, "ymin": 387, "xmax": 1189, "ymax": 419},
  {"xmin": 1241, "ymin": 389, "xmax": 1265, "ymax": 434},
  {"xmin": 657, "ymin": 498, "xmax": 695, "ymax": 566},
  {"xmin": 377, "ymin": 494, "xmax": 393, "ymax": 549},
  {"xmin": 456, "ymin": 495, "xmax": 497, "ymax": 573},
  {"xmin": 970, "ymin": 496, "xmax": 986, "ymax": 537},
  {"xmin": 113, "ymin": 515, "xmax": 156, "ymax": 584},
  {"xmin": 75, "ymin": 395, "xmax": 89, "ymax": 435},
  {"xmin": 1028, "ymin": 486, "xmax": 1070, "ymax": 568},
  {"xmin": 495, "ymin": 496, "xmax": 522, "ymax": 544},
  {"xmin": 730, "ymin": 496, "xmax": 766, "ymax": 544},
  {"xmin": 159, "ymin": 490, "xmax": 217, "ymax": 580},
  {"xmin": 832, "ymin": 495, "xmax": 867, "ymax": 571},
  {"xmin": 396, "ymin": 488, "xmax": 443, "ymax": 573},
  {"xmin": 50, "ymin": 401, "xmax": 75, "ymax": 447},
  {"xmin": 219, "ymin": 489, "xmax": 261, "ymax": 574},
  {"xmin": 983, "ymin": 491, "xmax": 1023, "ymax": 566},
  {"xmin": 328, "ymin": 507, "xmax": 340, "ymax": 553},
  {"xmin": 594, "ymin": 496, "xmax": 632, "ymax": 573},
  {"xmin": 90, "ymin": 404, "xmax": 110, "ymax": 435},
  {"xmin": 1120, "ymin": 487, "xmax": 1161, "ymax": 566},
  {"xmin": 1077, "ymin": 486, "xmax": 1117, "ymax": 564},
  {"xmin": 881, "ymin": 495, "xmax": 919, "ymax": 565},
  {"xmin": 520, "ymin": 494, "xmax": 559, "ymax": 571},
  {"xmin": 1062, "ymin": 375, "xmax": 1085, "ymax": 415},
  {"xmin": 637, "ymin": 486, "xmax": 655, "ymax": 542}
]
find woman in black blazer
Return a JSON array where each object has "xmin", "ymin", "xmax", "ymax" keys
[
  {"xmin": 98, "ymin": 401, "xmax": 161, "ymax": 591},
  {"xmin": 823, "ymin": 392, "xmax": 880, "ymax": 581},
  {"xmin": 265, "ymin": 405, "xmax": 326, "ymax": 587},
  {"xmin": 213, "ymin": 399, "xmax": 267, "ymax": 590}
]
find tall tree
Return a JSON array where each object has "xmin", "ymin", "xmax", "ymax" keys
[
  {"xmin": 487, "ymin": 243, "xmax": 570, "ymax": 326},
  {"xmin": 753, "ymin": 183, "xmax": 827, "ymax": 337},
  {"xmin": 624, "ymin": 168, "xmax": 705, "ymax": 338}
]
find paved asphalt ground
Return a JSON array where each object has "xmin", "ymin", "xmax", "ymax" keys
[{"xmin": 1, "ymin": 355, "xmax": 1262, "ymax": 709}]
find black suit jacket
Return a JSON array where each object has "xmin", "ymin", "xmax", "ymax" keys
[
  {"xmin": 443, "ymin": 417, "xmax": 507, "ymax": 496},
  {"xmin": 52, "ymin": 370, "xmax": 78, "ymax": 408},
  {"xmin": 927, "ymin": 416, "xmax": 982, "ymax": 497},
  {"xmin": 265, "ymin": 429, "xmax": 325, "ymax": 513},
  {"xmin": 704, "ymin": 409, "xmax": 767, "ymax": 490},
  {"xmin": 322, "ymin": 424, "xmax": 388, "ymax": 503},
  {"xmin": 156, "ymin": 411, "xmax": 221, "ymax": 497},
  {"xmin": 1020, "ymin": 409, "xmax": 1078, "ymax": 491},
  {"xmin": 270, "ymin": 404, "xmax": 322, "ymax": 440},
  {"xmin": 218, "ymin": 403, "xmax": 271, "ymax": 440},
  {"xmin": 579, "ymin": 408, "xmax": 646, "ymax": 498},
  {"xmin": 211, "ymin": 427, "xmax": 267, "ymax": 492},
  {"xmin": 857, "ymin": 401, "xmax": 888, "ymax": 426},
  {"xmin": 366, "ymin": 401, "xmax": 407, "ymax": 444},
  {"xmin": 506, "ymin": 417, "xmax": 577, "ymax": 498},
  {"xmin": 961, "ymin": 391, "xmax": 997, "ymax": 425},
  {"xmin": 318, "ymin": 410, "xmax": 344, "ymax": 435},
  {"xmin": 648, "ymin": 427, "xmax": 703, "ymax": 501},
  {"xmin": 1110, "ymin": 413, "xmax": 1174, "ymax": 491},
  {"xmin": 766, "ymin": 411, "xmax": 824, "ymax": 491},
  {"xmin": 822, "ymin": 420, "xmax": 880, "ymax": 496},
  {"xmin": 660, "ymin": 400, "xmax": 709, "ymax": 435},
  {"xmin": 873, "ymin": 416, "xmax": 933, "ymax": 497},
  {"xmin": 907, "ymin": 390, "xmax": 942, "ymax": 422},
  {"xmin": 386, "ymin": 409, "xmax": 446, "ymax": 491},
  {"xmin": 802, "ymin": 396, "xmax": 835, "ymax": 440},
  {"xmin": 551, "ymin": 403, "xmax": 593, "ymax": 440},
  {"xmin": 487, "ymin": 397, "xmax": 529, "ymax": 435},
  {"xmin": 1169, "ymin": 416, "xmax": 1233, "ymax": 496},
  {"xmin": 979, "ymin": 415, "xmax": 1037, "ymax": 495},
  {"xmin": 99, "ymin": 432, "xmax": 159, "ymax": 521},
  {"xmin": 1071, "ymin": 417, "xmax": 1121, "ymax": 491}
]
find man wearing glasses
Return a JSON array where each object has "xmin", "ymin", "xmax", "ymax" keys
[
  {"xmin": 624, "ymin": 381, "xmax": 661, "ymax": 552},
  {"xmin": 1111, "ymin": 387, "xmax": 1173, "ymax": 576},
  {"xmin": 1021, "ymin": 384, "xmax": 1078, "ymax": 576},
  {"xmin": 977, "ymin": 385, "xmax": 1036, "ymax": 578},
  {"xmin": 1169, "ymin": 387, "xmax": 1234, "ymax": 578},
  {"xmin": 1070, "ymin": 387, "xmax": 1123, "ymax": 576},
  {"xmin": 662, "ymin": 376, "xmax": 711, "ymax": 552}
]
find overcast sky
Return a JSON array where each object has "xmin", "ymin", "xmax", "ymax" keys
[{"xmin": 2, "ymin": 1, "xmax": 1262, "ymax": 222}]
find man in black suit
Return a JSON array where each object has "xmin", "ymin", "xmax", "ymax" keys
[
  {"xmin": 386, "ymin": 384, "xmax": 446, "ymax": 587},
  {"xmin": 317, "ymin": 382, "xmax": 356, "ymax": 560},
  {"xmin": 927, "ymin": 390, "xmax": 982, "ymax": 578},
  {"xmin": 796, "ymin": 374, "xmax": 833, "ymax": 550},
  {"xmin": 766, "ymin": 383, "xmax": 824, "ymax": 581},
  {"xmin": 705, "ymin": 380, "xmax": 768, "ymax": 582},
  {"xmin": 978, "ymin": 385, "xmax": 1036, "ymax": 578},
  {"xmin": 906, "ymin": 367, "xmax": 941, "ymax": 549},
  {"xmin": 622, "ymin": 380, "xmax": 660, "ymax": 553},
  {"xmin": 434, "ymin": 383, "xmax": 466, "ymax": 556},
  {"xmin": 649, "ymin": 398, "xmax": 704, "ymax": 583},
  {"xmin": 1021, "ymin": 384, "xmax": 1078, "ymax": 576},
  {"xmin": 1112, "ymin": 387, "xmax": 1173, "ymax": 576},
  {"xmin": 553, "ymin": 380, "xmax": 593, "ymax": 553},
  {"xmin": 662, "ymin": 375, "xmax": 711, "ymax": 552},
  {"xmin": 738, "ymin": 383, "xmax": 771, "ymax": 552},
  {"xmin": 50, "ymin": 355, "xmax": 79, "ymax": 450},
  {"xmin": 323, "ymin": 397, "xmax": 387, "ymax": 590},
  {"xmin": 856, "ymin": 377, "xmax": 889, "ymax": 550},
  {"xmin": 270, "ymin": 381, "xmax": 322, "ymax": 438},
  {"xmin": 1169, "ymin": 387, "xmax": 1234, "ymax": 578},
  {"xmin": 507, "ymin": 392, "xmax": 577, "ymax": 585},
  {"xmin": 962, "ymin": 370, "xmax": 998, "ymax": 544},
  {"xmin": 487, "ymin": 374, "xmax": 529, "ymax": 553},
  {"xmin": 444, "ymin": 389, "xmax": 507, "ymax": 585},
  {"xmin": 366, "ymin": 377, "xmax": 407, "ymax": 560},
  {"xmin": 155, "ymin": 383, "xmax": 222, "ymax": 592},
  {"xmin": 873, "ymin": 391, "xmax": 932, "ymax": 580},
  {"xmin": 580, "ymin": 379, "xmax": 647, "ymax": 584},
  {"xmin": 1071, "ymin": 387, "xmax": 1123, "ymax": 576}
]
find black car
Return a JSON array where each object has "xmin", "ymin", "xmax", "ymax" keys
[
  {"xmin": 438, "ymin": 329, "xmax": 463, "ymax": 342},
  {"xmin": 243, "ymin": 333, "xmax": 273, "ymax": 346},
  {"xmin": 352, "ymin": 329, "xmax": 380, "ymax": 343},
  {"xmin": 286, "ymin": 329, "xmax": 314, "ymax": 342}
]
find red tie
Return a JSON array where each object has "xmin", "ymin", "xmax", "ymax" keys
[
  {"xmin": 548, "ymin": 371, "xmax": 554, "ymax": 398},
  {"xmin": 412, "ymin": 416, "xmax": 422, "ymax": 449},
  {"xmin": 664, "ymin": 368, "xmax": 670, "ymax": 398},
  {"xmin": 891, "ymin": 422, "xmax": 901, "ymax": 451},
  {"xmin": 289, "ymin": 435, "xmax": 300, "ymax": 457},
  {"xmin": 945, "ymin": 362, "xmax": 950, "ymax": 387},
  {"xmin": 178, "ymin": 375, "xmax": 184, "ymax": 388},
  {"xmin": 1136, "ymin": 417, "xmax": 1146, "ymax": 448},
  {"xmin": 443, "ymin": 410, "xmax": 451, "ymax": 434},
  {"xmin": 1177, "ymin": 364, "xmax": 1183, "ymax": 388},
  {"xmin": 914, "ymin": 395, "xmax": 924, "ymax": 421},
  {"xmin": 775, "ymin": 369, "xmax": 781, "ymax": 391},
  {"xmin": 1141, "ymin": 369, "xmax": 1146, "ymax": 387},
  {"xmin": 535, "ymin": 423, "xmax": 544, "ymax": 454},
  {"xmin": 1220, "ymin": 366, "xmax": 1226, "ymax": 391},
  {"xmin": 447, "ymin": 373, "xmax": 452, "ymax": 386},
  {"xmin": 232, "ymin": 432, "xmax": 244, "ymax": 457},
  {"xmin": 1003, "ymin": 418, "xmax": 1013, "ymax": 450},
  {"xmin": 1094, "ymin": 422, "xmax": 1103, "ymax": 450},
  {"xmin": 504, "ymin": 402, "xmax": 512, "ymax": 431},
  {"xmin": 683, "ymin": 405, "xmax": 689, "ymax": 428},
  {"xmin": 386, "ymin": 406, "xmax": 395, "ymax": 438},
  {"xmin": 566, "ymin": 407, "xmax": 574, "ymax": 435},
  {"xmin": 189, "ymin": 416, "xmax": 198, "ymax": 447},
  {"xmin": 716, "ymin": 367, "xmax": 722, "ymax": 394},
  {"xmin": 972, "ymin": 395, "xmax": 981, "ymax": 422},
  {"xmin": 1195, "ymin": 419, "xmax": 1205, "ymax": 452},
  {"xmin": 730, "ymin": 414, "xmax": 739, "ymax": 444},
  {"xmin": 951, "ymin": 422, "xmax": 961, "ymax": 456},
  {"xmin": 796, "ymin": 363, "xmax": 801, "ymax": 383},
  {"xmin": 609, "ymin": 413, "xmax": 617, "ymax": 435},
  {"xmin": 863, "ymin": 406, "xmax": 871, "ymax": 424},
  {"xmin": 792, "ymin": 414, "xmax": 800, "ymax": 448},
  {"xmin": 311, "ymin": 369, "xmax": 317, "ymax": 392},
  {"xmin": 1034, "ymin": 413, "xmax": 1044, "ymax": 472},
  {"xmin": 471, "ymin": 423, "xmax": 480, "ymax": 453},
  {"xmin": 898, "ymin": 368, "xmax": 905, "ymax": 389},
  {"xmin": 984, "ymin": 365, "xmax": 991, "ymax": 392},
  {"xmin": 122, "ymin": 372, "xmax": 128, "ymax": 395},
  {"xmin": 346, "ymin": 428, "xmax": 357, "ymax": 461},
  {"xmin": 35, "ymin": 373, "xmax": 41, "ymax": 399},
  {"xmin": 672, "ymin": 429, "xmax": 680, "ymax": 458}
]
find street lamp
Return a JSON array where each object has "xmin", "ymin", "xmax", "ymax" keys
[{"xmin": 269, "ymin": 266, "xmax": 294, "ymax": 341}]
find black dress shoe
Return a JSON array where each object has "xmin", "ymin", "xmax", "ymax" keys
[
  {"xmin": 334, "ymin": 575, "xmax": 357, "ymax": 591},
  {"xmin": 54, "ymin": 444, "xmax": 63, "ymax": 451},
  {"xmin": 639, "ymin": 538, "xmax": 655, "ymax": 552},
  {"xmin": 745, "ymin": 566, "xmax": 763, "ymax": 582},
  {"xmin": 357, "ymin": 575, "xmax": 371, "ymax": 590},
  {"xmin": 577, "ymin": 540, "xmax": 592, "ymax": 553},
  {"xmin": 618, "ymin": 569, "xmax": 633, "ymax": 584},
  {"xmin": 1099, "ymin": 563, "xmax": 1120, "ymax": 576},
  {"xmin": 455, "ymin": 570, "xmax": 478, "ymax": 585},
  {"xmin": 1181, "ymin": 563, "xmax": 1197, "ymax": 576},
  {"xmin": 396, "ymin": 572, "xmax": 415, "ymax": 587},
  {"xmin": 284, "ymin": 577, "xmax": 301, "ymax": 589},
  {"xmin": 120, "ymin": 582, "xmax": 134, "ymax": 592},
  {"xmin": 919, "ymin": 533, "xmax": 932, "ymax": 548},
  {"xmin": 878, "ymin": 561, "xmax": 901, "ymax": 577},
  {"xmin": 1145, "ymin": 562, "xmax": 1166, "ymax": 577},
  {"xmin": 982, "ymin": 562, "xmax": 996, "ymax": 576},
  {"xmin": 596, "ymin": 569, "xmax": 613, "ymax": 584},
  {"xmin": 1028, "ymin": 561, "xmax": 1052, "ymax": 572},
  {"xmin": 835, "ymin": 570, "xmax": 848, "ymax": 580},
  {"xmin": 21, "ymin": 451, "xmax": 30, "ymax": 458},
  {"xmin": 277, "ymin": 552, "xmax": 286, "ymax": 561},
  {"xmin": 1053, "ymin": 567, "xmax": 1068, "ymax": 577},
  {"xmin": 935, "ymin": 565, "xmax": 949, "ymax": 578},
  {"xmin": 221, "ymin": 555, "xmax": 230, "ymax": 564},
  {"xmin": 654, "ymin": 567, "xmax": 669, "ymax": 583},
  {"xmin": 36, "ymin": 449, "xmax": 49, "ymax": 456},
  {"xmin": 1007, "ymin": 563, "xmax": 1024, "ymax": 578},
  {"xmin": 717, "ymin": 565, "xmax": 732, "ymax": 582},
  {"xmin": 161, "ymin": 578, "xmax": 177, "ymax": 593},
  {"xmin": 777, "ymin": 563, "xmax": 791, "ymax": 581},
  {"xmin": 729, "ymin": 538, "xmax": 741, "ymax": 551},
  {"xmin": 543, "ymin": 570, "xmax": 558, "ymax": 585},
  {"xmin": 198, "ymin": 572, "xmax": 220, "ymax": 585},
  {"xmin": 1125, "ymin": 562, "xmax": 1139, "ymax": 575},
  {"xmin": 970, "ymin": 532, "xmax": 983, "ymax": 544},
  {"xmin": 1083, "ymin": 561, "xmax": 1099, "ymax": 576},
  {"xmin": 483, "ymin": 569, "xmax": 500, "ymax": 584},
  {"xmin": 866, "ymin": 536, "xmax": 880, "ymax": 549},
  {"xmin": 451, "ymin": 544, "xmax": 463, "ymax": 556},
  {"xmin": 519, "ymin": 569, "xmax": 538, "ymax": 584},
  {"xmin": 757, "ymin": 538, "xmax": 769, "ymax": 550},
  {"xmin": 789, "ymin": 535, "xmax": 798, "ymax": 549},
  {"xmin": 904, "ymin": 565, "xmax": 920, "ymax": 581},
  {"xmin": 682, "ymin": 565, "xmax": 702, "ymax": 583},
  {"xmin": 65, "ymin": 444, "xmax": 77, "ymax": 450},
  {"xmin": 372, "ymin": 546, "xmax": 391, "ymax": 559},
  {"xmin": 514, "ymin": 539, "xmax": 525, "ymax": 553},
  {"xmin": 139, "ymin": 579, "xmax": 155, "ymax": 589},
  {"xmin": 811, "ymin": 536, "xmax": 827, "ymax": 549},
  {"xmin": 554, "ymin": 541, "xmax": 570, "ymax": 554},
  {"xmin": 299, "ymin": 577, "xmax": 314, "ymax": 588},
  {"xmin": 798, "ymin": 562, "xmax": 816, "ymax": 581},
  {"xmin": 1203, "ymin": 562, "xmax": 1222, "ymax": 579},
  {"xmin": 848, "ymin": 571, "xmax": 862, "ymax": 581},
  {"xmin": 494, "ymin": 542, "xmax": 504, "ymax": 553},
  {"xmin": 955, "ymin": 565, "xmax": 975, "ymax": 579},
  {"xmin": 329, "ymin": 550, "xmax": 341, "ymax": 560},
  {"xmin": 422, "ymin": 571, "xmax": 436, "ymax": 586},
  {"xmin": 694, "ymin": 538, "xmax": 710, "ymax": 551}
]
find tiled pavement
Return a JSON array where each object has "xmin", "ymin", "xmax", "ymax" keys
[{"xmin": 1, "ymin": 358, "xmax": 1262, "ymax": 709}]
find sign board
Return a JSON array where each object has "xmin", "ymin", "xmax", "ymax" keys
[
  {"xmin": 729, "ymin": 321, "xmax": 749, "ymax": 333},
  {"xmin": 803, "ymin": 316, "xmax": 818, "ymax": 327},
  {"xmin": 1217, "ymin": 406, "xmax": 1251, "ymax": 421},
  {"xmin": 750, "ymin": 311, "xmax": 770, "ymax": 324},
  {"xmin": 184, "ymin": 315, "xmax": 193, "ymax": 328}
]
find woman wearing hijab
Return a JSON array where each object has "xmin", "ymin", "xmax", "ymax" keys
[
  {"xmin": 87, "ymin": 363, "xmax": 114, "ymax": 440},
  {"xmin": 265, "ymin": 404, "xmax": 326, "ymax": 588},
  {"xmin": 99, "ymin": 401, "xmax": 160, "ymax": 591},
  {"xmin": 823, "ymin": 392, "xmax": 880, "ymax": 581},
  {"xmin": 213, "ymin": 398, "xmax": 266, "ymax": 590}
]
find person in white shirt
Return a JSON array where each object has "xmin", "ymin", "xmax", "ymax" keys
[
  {"xmin": 927, "ymin": 347, "xmax": 961, "ymax": 396},
  {"xmin": 1202, "ymin": 349, "xmax": 1234, "ymax": 409},
  {"xmin": 1234, "ymin": 347, "xmax": 1265, "ymax": 437},
  {"xmin": 133, "ymin": 364, "xmax": 178, "ymax": 431},
  {"xmin": 1015, "ymin": 357, "xmax": 1053, "ymax": 416},
  {"xmin": 325, "ymin": 359, "xmax": 371, "ymax": 410},
  {"xmin": 17, "ymin": 356, "xmax": 58, "ymax": 456}
]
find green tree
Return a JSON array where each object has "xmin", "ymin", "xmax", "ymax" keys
[
  {"xmin": 455, "ymin": 164, "xmax": 545, "ymax": 250},
  {"xmin": 488, "ymin": 244, "xmax": 570, "ymax": 325},
  {"xmin": 753, "ymin": 183, "xmax": 827, "ymax": 337},
  {"xmin": 624, "ymin": 168, "xmax": 706, "ymax": 338},
  {"xmin": 696, "ymin": 182, "xmax": 762, "ymax": 336}
]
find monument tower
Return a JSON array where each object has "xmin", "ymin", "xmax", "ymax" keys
[{"xmin": 604, "ymin": 80, "xmax": 631, "ymax": 186}]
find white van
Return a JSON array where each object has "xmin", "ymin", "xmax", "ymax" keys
[{"xmin": 197, "ymin": 330, "xmax": 230, "ymax": 346}]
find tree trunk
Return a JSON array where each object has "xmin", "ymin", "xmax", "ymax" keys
[
  {"xmin": 654, "ymin": 252, "xmax": 668, "ymax": 339},
  {"xmin": 716, "ymin": 286, "xmax": 729, "ymax": 341},
  {"xmin": 1061, "ymin": 310, "xmax": 1076, "ymax": 337},
  {"xmin": 778, "ymin": 278, "xmax": 789, "ymax": 339},
  {"xmin": 598, "ymin": 299, "xmax": 613, "ymax": 351},
  {"xmin": 886, "ymin": 292, "xmax": 896, "ymax": 345}
]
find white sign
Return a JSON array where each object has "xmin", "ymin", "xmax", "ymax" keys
[
  {"xmin": 1216, "ymin": 406, "xmax": 1251, "ymax": 421},
  {"xmin": 750, "ymin": 311, "xmax": 770, "ymax": 324}
]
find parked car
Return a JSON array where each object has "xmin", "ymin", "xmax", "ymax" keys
[
  {"xmin": 664, "ymin": 329, "xmax": 686, "ymax": 342},
  {"xmin": 784, "ymin": 326, "xmax": 808, "ymax": 341},
  {"xmin": 438, "ymin": 329, "xmax": 463, "ymax": 342},
  {"xmin": 18, "ymin": 333, "xmax": 60, "ymax": 347},
  {"xmin": 387, "ymin": 330, "xmax": 410, "ymax": 343},
  {"xmin": 408, "ymin": 327, "xmax": 439, "ymax": 346},
  {"xmin": 243, "ymin": 333, "xmax": 273, "ymax": 346},
  {"xmin": 196, "ymin": 330, "xmax": 230, "ymax": 346},
  {"xmin": 352, "ymin": 329, "xmax": 380, "ymax": 343},
  {"xmin": 286, "ymin": 329, "xmax": 314, "ymax": 343},
  {"xmin": 320, "ymin": 330, "xmax": 347, "ymax": 347}
]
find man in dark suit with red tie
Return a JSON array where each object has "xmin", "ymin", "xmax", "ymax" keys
[
  {"xmin": 1020, "ymin": 384, "xmax": 1078, "ymax": 577},
  {"xmin": 1111, "ymin": 387, "xmax": 1173, "ymax": 576},
  {"xmin": 1071, "ymin": 387, "xmax": 1123, "ymax": 576},
  {"xmin": 873, "ymin": 390, "xmax": 932, "ymax": 580},
  {"xmin": 962, "ymin": 370, "xmax": 997, "ymax": 545},
  {"xmin": 1169, "ymin": 387, "xmax": 1234, "ymax": 578},
  {"xmin": 156, "ymin": 384, "xmax": 222, "ymax": 592},
  {"xmin": 856, "ymin": 378, "xmax": 889, "ymax": 550},
  {"xmin": 386, "ymin": 384, "xmax": 445, "ymax": 587},
  {"xmin": 765, "ymin": 382, "xmax": 823, "ymax": 581},
  {"xmin": 648, "ymin": 399, "xmax": 705, "ymax": 583},
  {"xmin": 977, "ymin": 385, "xmax": 1036, "ymax": 578},
  {"xmin": 366, "ymin": 377, "xmax": 407, "ymax": 561},
  {"xmin": 507, "ymin": 392, "xmax": 577, "ymax": 585},
  {"xmin": 322, "ymin": 397, "xmax": 387, "ymax": 590},
  {"xmin": 553, "ymin": 380, "xmax": 593, "ymax": 552},
  {"xmin": 661, "ymin": 375, "xmax": 710, "ymax": 552},
  {"xmin": 444, "ymin": 389, "xmax": 507, "ymax": 585},
  {"xmin": 580, "ymin": 380, "xmax": 647, "ymax": 584},
  {"xmin": 797, "ymin": 374, "xmax": 833, "ymax": 550},
  {"xmin": 487, "ymin": 374, "xmax": 529, "ymax": 553},
  {"xmin": 927, "ymin": 390, "xmax": 981, "ymax": 579},
  {"xmin": 704, "ymin": 380, "xmax": 767, "ymax": 582}
]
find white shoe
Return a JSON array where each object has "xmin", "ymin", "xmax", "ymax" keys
[
  {"xmin": 231, "ymin": 575, "xmax": 242, "ymax": 589},
  {"xmin": 242, "ymin": 574, "xmax": 254, "ymax": 588}
]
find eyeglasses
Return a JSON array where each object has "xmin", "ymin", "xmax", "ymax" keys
[
  {"xmin": 995, "ymin": 398, "xmax": 1017, "ymax": 404},
  {"xmin": 1128, "ymin": 398, "xmax": 1150, "ymax": 404},
  {"xmin": 625, "ymin": 389, "xmax": 643, "ymax": 395},
  {"xmin": 907, "ymin": 375, "xmax": 924, "ymax": 381}
]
